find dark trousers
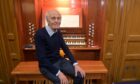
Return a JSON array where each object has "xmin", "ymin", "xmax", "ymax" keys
[{"xmin": 40, "ymin": 58, "xmax": 84, "ymax": 84}]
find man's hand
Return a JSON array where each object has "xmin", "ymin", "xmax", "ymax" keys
[
  {"xmin": 74, "ymin": 65, "xmax": 85, "ymax": 78},
  {"xmin": 58, "ymin": 71, "xmax": 69, "ymax": 84}
]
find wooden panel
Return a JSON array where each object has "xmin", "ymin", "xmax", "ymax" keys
[
  {"xmin": 0, "ymin": 25, "xmax": 10, "ymax": 84},
  {"xmin": 105, "ymin": 0, "xmax": 117, "ymax": 34},
  {"xmin": 103, "ymin": 0, "xmax": 122, "ymax": 83},
  {"xmin": 126, "ymin": 54, "xmax": 140, "ymax": 60},
  {"xmin": 103, "ymin": 59, "xmax": 112, "ymax": 83},
  {"xmin": 127, "ymin": 0, "xmax": 140, "ymax": 35},
  {"xmin": 122, "ymin": 60, "xmax": 140, "ymax": 81},
  {"xmin": 0, "ymin": 40, "xmax": 5, "ymax": 84},
  {"xmin": 128, "ymin": 35, "xmax": 140, "ymax": 42},
  {"xmin": 0, "ymin": 0, "xmax": 21, "ymax": 83},
  {"xmin": 71, "ymin": 50, "xmax": 100, "ymax": 60},
  {"xmin": 127, "ymin": 42, "xmax": 140, "ymax": 54},
  {"xmin": 88, "ymin": 0, "xmax": 97, "ymax": 23},
  {"xmin": 119, "ymin": 0, "xmax": 140, "ymax": 81},
  {"xmin": 103, "ymin": 59, "xmax": 111, "ymax": 70},
  {"xmin": 103, "ymin": 0, "xmax": 119, "ymax": 59},
  {"xmin": 103, "ymin": 0, "xmax": 117, "ymax": 83},
  {"xmin": 107, "ymin": 34, "xmax": 114, "ymax": 41},
  {"xmin": 105, "ymin": 41, "xmax": 113, "ymax": 55},
  {"xmin": 103, "ymin": 0, "xmax": 140, "ymax": 82},
  {"xmin": 0, "ymin": 0, "xmax": 21, "ymax": 64},
  {"xmin": 23, "ymin": 48, "xmax": 100, "ymax": 61}
]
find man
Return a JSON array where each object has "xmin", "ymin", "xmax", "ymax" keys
[{"xmin": 35, "ymin": 10, "xmax": 85, "ymax": 84}]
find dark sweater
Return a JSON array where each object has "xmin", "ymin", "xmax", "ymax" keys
[{"xmin": 35, "ymin": 28, "xmax": 76, "ymax": 75}]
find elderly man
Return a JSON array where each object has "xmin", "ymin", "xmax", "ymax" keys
[{"xmin": 35, "ymin": 10, "xmax": 85, "ymax": 84}]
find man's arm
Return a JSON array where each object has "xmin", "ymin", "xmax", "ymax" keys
[
  {"xmin": 58, "ymin": 31, "xmax": 77, "ymax": 64},
  {"xmin": 35, "ymin": 30, "xmax": 59, "ymax": 75},
  {"xmin": 58, "ymin": 31, "xmax": 85, "ymax": 77}
]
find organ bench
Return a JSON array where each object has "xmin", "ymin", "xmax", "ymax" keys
[{"xmin": 11, "ymin": 60, "xmax": 108, "ymax": 84}]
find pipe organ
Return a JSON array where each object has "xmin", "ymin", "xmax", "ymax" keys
[{"xmin": 15, "ymin": 0, "xmax": 106, "ymax": 61}]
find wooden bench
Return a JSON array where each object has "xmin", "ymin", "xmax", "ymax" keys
[{"xmin": 11, "ymin": 60, "xmax": 108, "ymax": 84}]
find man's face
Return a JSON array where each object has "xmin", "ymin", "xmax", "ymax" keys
[{"xmin": 46, "ymin": 11, "xmax": 61, "ymax": 29}]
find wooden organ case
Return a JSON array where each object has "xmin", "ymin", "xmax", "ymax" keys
[{"xmin": 15, "ymin": 0, "xmax": 106, "ymax": 61}]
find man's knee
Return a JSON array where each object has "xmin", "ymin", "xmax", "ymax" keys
[
  {"xmin": 77, "ymin": 72, "xmax": 83, "ymax": 78},
  {"xmin": 74, "ymin": 72, "xmax": 84, "ymax": 82},
  {"xmin": 53, "ymin": 79, "xmax": 60, "ymax": 84},
  {"xmin": 73, "ymin": 72, "xmax": 84, "ymax": 84},
  {"xmin": 40, "ymin": 68, "xmax": 60, "ymax": 84}
]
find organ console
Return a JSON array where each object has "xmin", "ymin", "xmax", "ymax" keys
[
  {"xmin": 63, "ymin": 34, "xmax": 86, "ymax": 48},
  {"xmin": 15, "ymin": 0, "xmax": 106, "ymax": 61}
]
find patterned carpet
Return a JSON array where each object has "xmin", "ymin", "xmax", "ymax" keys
[{"xmin": 113, "ymin": 81, "xmax": 140, "ymax": 84}]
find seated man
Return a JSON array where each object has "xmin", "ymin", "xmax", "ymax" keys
[{"xmin": 35, "ymin": 10, "xmax": 85, "ymax": 84}]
